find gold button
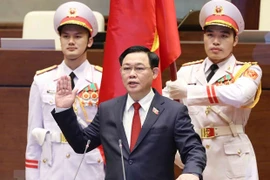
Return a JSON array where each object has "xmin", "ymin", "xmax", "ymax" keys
[
  {"xmin": 205, "ymin": 106, "xmax": 211, "ymax": 115},
  {"xmin": 97, "ymin": 159, "xmax": 101, "ymax": 163},
  {"xmin": 43, "ymin": 158, "xmax": 47, "ymax": 163},
  {"xmin": 237, "ymin": 149, "xmax": 242, "ymax": 155},
  {"xmin": 205, "ymin": 145, "xmax": 210, "ymax": 149},
  {"xmin": 66, "ymin": 153, "xmax": 70, "ymax": 158}
]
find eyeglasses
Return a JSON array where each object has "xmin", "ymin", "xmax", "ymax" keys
[{"xmin": 120, "ymin": 66, "xmax": 152, "ymax": 74}]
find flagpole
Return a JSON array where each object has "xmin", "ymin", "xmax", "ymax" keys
[
  {"xmin": 169, "ymin": 61, "xmax": 178, "ymax": 81},
  {"xmin": 169, "ymin": 61, "xmax": 180, "ymax": 102}
]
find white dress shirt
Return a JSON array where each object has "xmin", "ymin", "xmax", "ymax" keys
[{"xmin": 123, "ymin": 89, "xmax": 155, "ymax": 146}]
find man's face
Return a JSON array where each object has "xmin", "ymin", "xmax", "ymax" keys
[
  {"xmin": 60, "ymin": 25, "xmax": 93, "ymax": 61},
  {"xmin": 203, "ymin": 25, "xmax": 238, "ymax": 63},
  {"xmin": 120, "ymin": 52, "xmax": 158, "ymax": 101}
]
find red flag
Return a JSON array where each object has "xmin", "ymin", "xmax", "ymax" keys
[
  {"xmin": 99, "ymin": 0, "xmax": 181, "ymax": 103},
  {"xmin": 156, "ymin": 0, "xmax": 181, "ymax": 72}
]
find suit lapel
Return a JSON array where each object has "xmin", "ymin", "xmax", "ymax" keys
[
  {"xmin": 132, "ymin": 92, "xmax": 164, "ymax": 152},
  {"xmin": 195, "ymin": 62, "xmax": 207, "ymax": 85},
  {"xmin": 75, "ymin": 64, "xmax": 95, "ymax": 93},
  {"xmin": 53, "ymin": 62, "xmax": 65, "ymax": 82},
  {"xmin": 113, "ymin": 95, "xmax": 130, "ymax": 154}
]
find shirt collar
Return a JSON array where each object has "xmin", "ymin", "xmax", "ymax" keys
[
  {"xmin": 204, "ymin": 56, "xmax": 230, "ymax": 73},
  {"xmin": 126, "ymin": 89, "xmax": 155, "ymax": 111},
  {"xmin": 62, "ymin": 60, "xmax": 90, "ymax": 79}
]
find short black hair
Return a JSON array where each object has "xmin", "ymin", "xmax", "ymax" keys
[
  {"xmin": 204, "ymin": 25, "xmax": 237, "ymax": 39},
  {"xmin": 119, "ymin": 45, "xmax": 159, "ymax": 68},
  {"xmin": 58, "ymin": 24, "xmax": 91, "ymax": 37}
]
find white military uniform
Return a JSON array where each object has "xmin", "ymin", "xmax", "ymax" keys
[
  {"xmin": 25, "ymin": 60, "xmax": 105, "ymax": 180},
  {"xmin": 164, "ymin": 0, "xmax": 262, "ymax": 179},
  {"xmin": 25, "ymin": 2, "xmax": 105, "ymax": 179},
  {"xmin": 164, "ymin": 55, "xmax": 261, "ymax": 180}
]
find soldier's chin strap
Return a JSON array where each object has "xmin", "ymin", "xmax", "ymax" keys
[{"xmin": 233, "ymin": 62, "xmax": 262, "ymax": 109}]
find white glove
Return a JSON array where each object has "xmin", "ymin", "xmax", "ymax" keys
[{"xmin": 165, "ymin": 79, "xmax": 187, "ymax": 99}]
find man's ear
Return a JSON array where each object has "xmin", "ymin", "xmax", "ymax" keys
[
  {"xmin": 87, "ymin": 37, "xmax": 93, "ymax": 47},
  {"xmin": 152, "ymin": 67, "xmax": 159, "ymax": 79},
  {"xmin": 233, "ymin": 35, "xmax": 239, "ymax": 47}
]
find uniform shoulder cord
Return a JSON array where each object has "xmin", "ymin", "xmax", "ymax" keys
[
  {"xmin": 73, "ymin": 96, "xmax": 92, "ymax": 123},
  {"xmin": 73, "ymin": 95, "xmax": 106, "ymax": 164},
  {"xmin": 233, "ymin": 62, "xmax": 262, "ymax": 108}
]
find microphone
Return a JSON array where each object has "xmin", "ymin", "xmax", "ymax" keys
[
  {"xmin": 73, "ymin": 140, "xmax": 91, "ymax": 180},
  {"xmin": 118, "ymin": 139, "xmax": 126, "ymax": 180}
]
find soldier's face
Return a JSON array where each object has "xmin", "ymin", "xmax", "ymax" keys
[
  {"xmin": 203, "ymin": 25, "xmax": 238, "ymax": 63},
  {"xmin": 60, "ymin": 25, "xmax": 93, "ymax": 61}
]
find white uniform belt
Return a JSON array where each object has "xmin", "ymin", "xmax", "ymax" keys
[
  {"xmin": 195, "ymin": 125, "xmax": 244, "ymax": 139},
  {"xmin": 50, "ymin": 132, "xmax": 68, "ymax": 143}
]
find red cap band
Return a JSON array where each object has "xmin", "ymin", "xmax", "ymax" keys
[
  {"xmin": 205, "ymin": 15, "xmax": 239, "ymax": 33},
  {"xmin": 59, "ymin": 16, "xmax": 93, "ymax": 34}
]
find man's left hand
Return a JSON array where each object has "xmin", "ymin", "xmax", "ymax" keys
[{"xmin": 166, "ymin": 79, "xmax": 187, "ymax": 99}]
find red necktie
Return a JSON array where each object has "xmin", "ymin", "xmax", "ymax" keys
[{"xmin": 130, "ymin": 102, "xmax": 141, "ymax": 151}]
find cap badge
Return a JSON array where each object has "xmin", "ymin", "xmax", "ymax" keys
[
  {"xmin": 214, "ymin": 6, "xmax": 224, "ymax": 16},
  {"xmin": 68, "ymin": 8, "xmax": 77, "ymax": 17}
]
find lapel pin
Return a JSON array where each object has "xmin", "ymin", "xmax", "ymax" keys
[{"xmin": 152, "ymin": 107, "xmax": 159, "ymax": 115}]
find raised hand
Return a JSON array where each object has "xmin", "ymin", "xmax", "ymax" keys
[{"xmin": 55, "ymin": 75, "xmax": 78, "ymax": 108}]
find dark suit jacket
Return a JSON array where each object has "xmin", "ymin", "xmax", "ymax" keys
[{"xmin": 52, "ymin": 90, "xmax": 206, "ymax": 180}]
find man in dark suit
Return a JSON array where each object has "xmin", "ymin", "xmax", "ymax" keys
[{"xmin": 52, "ymin": 46, "xmax": 206, "ymax": 180}]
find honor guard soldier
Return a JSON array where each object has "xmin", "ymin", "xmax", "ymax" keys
[
  {"xmin": 25, "ymin": 1, "xmax": 105, "ymax": 180},
  {"xmin": 164, "ymin": 0, "xmax": 261, "ymax": 179}
]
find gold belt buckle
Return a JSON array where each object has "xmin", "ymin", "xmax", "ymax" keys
[
  {"xmin": 60, "ymin": 133, "xmax": 68, "ymax": 143},
  {"xmin": 201, "ymin": 127, "xmax": 215, "ymax": 138}
]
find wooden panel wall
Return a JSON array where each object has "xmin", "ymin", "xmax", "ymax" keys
[
  {"xmin": 232, "ymin": 0, "xmax": 261, "ymax": 29},
  {"xmin": 0, "ymin": 23, "xmax": 22, "ymax": 38},
  {"xmin": 0, "ymin": 88, "xmax": 29, "ymax": 180}
]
